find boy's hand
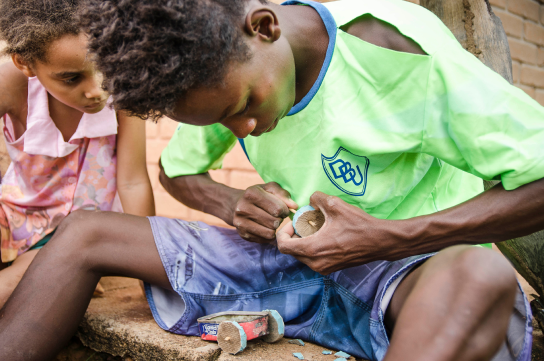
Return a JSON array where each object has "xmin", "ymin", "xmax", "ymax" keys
[
  {"xmin": 277, "ymin": 191, "xmax": 407, "ymax": 275},
  {"xmin": 232, "ymin": 182, "xmax": 298, "ymax": 244}
]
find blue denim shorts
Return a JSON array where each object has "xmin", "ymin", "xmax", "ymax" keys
[{"xmin": 144, "ymin": 217, "xmax": 532, "ymax": 361}]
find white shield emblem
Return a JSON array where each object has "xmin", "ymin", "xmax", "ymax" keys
[{"xmin": 321, "ymin": 147, "xmax": 369, "ymax": 196}]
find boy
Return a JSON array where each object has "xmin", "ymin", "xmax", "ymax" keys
[{"xmin": 1, "ymin": 0, "xmax": 543, "ymax": 360}]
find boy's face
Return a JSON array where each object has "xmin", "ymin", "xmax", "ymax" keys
[{"xmin": 169, "ymin": 24, "xmax": 296, "ymax": 138}]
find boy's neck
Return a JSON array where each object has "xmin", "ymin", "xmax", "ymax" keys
[{"xmin": 274, "ymin": 3, "xmax": 330, "ymax": 105}]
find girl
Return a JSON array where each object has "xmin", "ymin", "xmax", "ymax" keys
[{"xmin": 0, "ymin": 0, "xmax": 155, "ymax": 307}]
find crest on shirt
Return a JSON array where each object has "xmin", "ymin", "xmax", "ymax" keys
[{"xmin": 322, "ymin": 147, "xmax": 369, "ymax": 196}]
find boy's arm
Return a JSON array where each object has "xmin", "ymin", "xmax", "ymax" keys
[
  {"xmin": 159, "ymin": 122, "xmax": 297, "ymax": 243},
  {"xmin": 159, "ymin": 169, "xmax": 241, "ymax": 225},
  {"xmin": 116, "ymin": 112, "xmax": 155, "ymax": 216},
  {"xmin": 278, "ymin": 178, "xmax": 544, "ymax": 275},
  {"xmin": 159, "ymin": 165, "xmax": 297, "ymax": 243},
  {"xmin": 278, "ymin": 14, "xmax": 544, "ymax": 274}
]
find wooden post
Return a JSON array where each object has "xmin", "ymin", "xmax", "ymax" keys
[
  {"xmin": 420, "ymin": 0, "xmax": 544, "ymax": 327},
  {"xmin": 420, "ymin": 0, "xmax": 512, "ymax": 81}
]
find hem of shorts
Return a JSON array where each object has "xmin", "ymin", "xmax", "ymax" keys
[
  {"xmin": 516, "ymin": 280, "xmax": 533, "ymax": 361},
  {"xmin": 144, "ymin": 282, "xmax": 169, "ymax": 331},
  {"xmin": 146, "ymin": 216, "xmax": 192, "ymax": 333},
  {"xmin": 373, "ymin": 253, "xmax": 534, "ymax": 361},
  {"xmin": 376, "ymin": 253, "xmax": 436, "ymax": 347}
]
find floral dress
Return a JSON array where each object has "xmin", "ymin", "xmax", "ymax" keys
[{"xmin": 0, "ymin": 77, "xmax": 119, "ymax": 263}]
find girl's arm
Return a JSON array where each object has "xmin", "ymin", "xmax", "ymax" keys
[
  {"xmin": 116, "ymin": 111, "xmax": 155, "ymax": 216},
  {"xmin": 0, "ymin": 62, "xmax": 28, "ymax": 123}
]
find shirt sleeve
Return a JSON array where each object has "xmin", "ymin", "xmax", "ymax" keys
[
  {"xmin": 422, "ymin": 45, "xmax": 544, "ymax": 190},
  {"xmin": 160, "ymin": 123, "xmax": 237, "ymax": 178}
]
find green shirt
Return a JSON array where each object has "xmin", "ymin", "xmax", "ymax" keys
[{"xmin": 162, "ymin": 0, "xmax": 544, "ymax": 231}]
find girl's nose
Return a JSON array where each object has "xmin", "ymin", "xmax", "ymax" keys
[
  {"xmin": 84, "ymin": 87, "xmax": 103, "ymax": 100},
  {"xmin": 85, "ymin": 73, "xmax": 104, "ymax": 99},
  {"xmin": 226, "ymin": 118, "xmax": 257, "ymax": 139}
]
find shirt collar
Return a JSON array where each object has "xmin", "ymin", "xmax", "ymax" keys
[{"xmin": 23, "ymin": 77, "xmax": 117, "ymax": 158}]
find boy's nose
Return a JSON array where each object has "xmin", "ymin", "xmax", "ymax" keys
[{"xmin": 226, "ymin": 118, "xmax": 257, "ymax": 139}]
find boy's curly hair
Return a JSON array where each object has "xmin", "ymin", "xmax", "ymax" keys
[
  {"xmin": 0, "ymin": 0, "xmax": 81, "ymax": 63},
  {"xmin": 81, "ymin": 0, "xmax": 265, "ymax": 121}
]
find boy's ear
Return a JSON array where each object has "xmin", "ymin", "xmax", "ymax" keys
[
  {"xmin": 11, "ymin": 54, "xmax": 36, "ymax": 78},
  {"xmin": 244, "ymin": 8, "xmax": 281, "ymax": 42}
]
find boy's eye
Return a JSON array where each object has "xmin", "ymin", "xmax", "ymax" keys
[{"xmin": 239, "ymin": 98, "xmax": 250, "ymax": 115}]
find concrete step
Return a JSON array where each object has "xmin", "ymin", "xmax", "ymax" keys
[
  {"xmin": 76, "ymin": 277, "xmax": 366, "ymax": 361},
  {"xmin": 72, "ymin": 277, "xmax": 544, "ymax": 361}
]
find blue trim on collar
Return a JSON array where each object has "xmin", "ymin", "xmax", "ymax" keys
[
  {"xmin": 281, "ymin": 0, "xmax": 337, "ymax": 116},
  {"xmin": 238, "ymin": 138, "xmax": 250, "ymax": 162}
]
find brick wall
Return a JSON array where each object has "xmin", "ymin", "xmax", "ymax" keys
[
  {"xmin": 147, "ymin": 118, "xmax": 263, "ymax": 226},
  {"xmin": 491, "ymin": 0, "xmax": 544, "ymax": 104}
]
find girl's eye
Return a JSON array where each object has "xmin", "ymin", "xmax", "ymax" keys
[{"xmin": 63, "ymin": 76, "xmax": 80, "ymax": 85}]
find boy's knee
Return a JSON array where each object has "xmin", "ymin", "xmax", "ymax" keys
[
  {"xmin": 452, "ymin": 246, "xmax": 517, "ymax": 298},
  {"xmin": 54, "ymin": 210, "xmax": 106, "ymax": 251}
]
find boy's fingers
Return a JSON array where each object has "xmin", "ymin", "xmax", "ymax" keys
[
  {"xmin": 309, "ymin": 191, "xmax": 341, "ymax": 216},
  {"xmin": 238, "ymin": 226, "xmax": 276, "ymax": 244},
  {"xmin": 234, "ymin": 203, "xmax": 283, "ymax": 230},
  {"xmin": 243, "ymin": 185, "xmax": 291, "ymax": 219},
  {"xmin": 276, "ymin": 221, "xmax": 303, "ymax": 255},
  {"xmin": 237, "ymin": 220, "xmax": 277, "ymax": 242},
  {"xmin": 243, "ymin": 233, "xmax": 276, "ymax": 244},
  {"xmin": 277, "ymin": 220, "xmax": 295, "ymax": 237},
  {"xmin": 262, "ymin": 182, "xmax": 299, "ymax": 210}
]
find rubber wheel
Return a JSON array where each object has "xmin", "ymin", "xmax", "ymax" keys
[
  {"xmin": 261, "ymin": 310, "xmax": 285, "ymax": 343},
  {"xmin": 217, "ymin": 321, "xmax": 247, "ymax": 354}
]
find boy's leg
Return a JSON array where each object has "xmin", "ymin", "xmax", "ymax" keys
[
  {"xmin": 0, "ymin": 210, "xmax": 170, "ymax": 361},
  {"xmin": 0, "ymin": 248, "xmax": 108, "ymax": 308},
  {"xmin": 0, "ymin": 249, "xmax": 39, "ymax": 308},
  {"xmin": 383, "ymin": 245, "xmax": 519, "ymax": 361}
]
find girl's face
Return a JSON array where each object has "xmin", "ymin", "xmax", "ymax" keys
[{"xmin": 23, "ymin": 33, "xmax": 108, "ymax": 114}]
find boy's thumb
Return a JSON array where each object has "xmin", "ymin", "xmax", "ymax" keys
[{"xmin": 309, "ymin": 191, "xmax": 335, "ymax": 216}]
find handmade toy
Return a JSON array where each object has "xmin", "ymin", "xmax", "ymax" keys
[
  {"xmin": 292, "ymin": 205, "xmax": 325, "ymax": 237},
  {"xmin": 197, "ymin": 310, "xmax": 284, "ymax": 354}
]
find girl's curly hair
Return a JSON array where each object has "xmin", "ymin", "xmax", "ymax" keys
[
  {"xmin": 80, "ymin": 0, "xmax": 263, "ymax": 121},
  {"xmin": 0, "ymin": 0, "xmax": 81, "ymax": 63}
]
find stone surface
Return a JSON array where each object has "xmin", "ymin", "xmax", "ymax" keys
[
  {"xmin": 69, "ymin": 276, "xmax": 544, "ymax": 361},
  {"xmin": 75, "ymin": 277, "xmax": 369, "ymax": 361},
  {"xmin": 77, "ymin": 277, "xmax": 222, "ymax": 361},
  {"xmin": 55, "ymin": 338, "xmax": 123, "ymax": 361}
]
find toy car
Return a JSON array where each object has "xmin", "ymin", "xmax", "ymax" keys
[{"xmin": 197, "ymin": 310, "xmax": 284, "ymax": 354}]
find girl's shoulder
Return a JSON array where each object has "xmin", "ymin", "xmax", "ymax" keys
[{"xmin": 0, "ymin": 62, "xmax": 28, "ymax": 122}]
